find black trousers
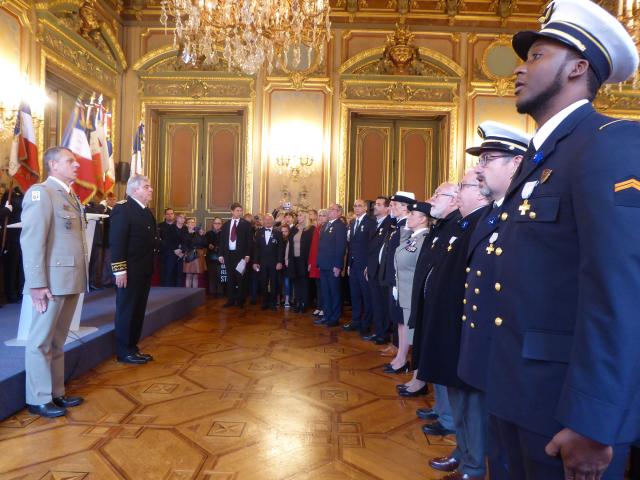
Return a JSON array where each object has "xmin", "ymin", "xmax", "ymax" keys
[
  {"xmin": 224, "ymin": 251, "xmax": 246, "ymax": 305},
  {"xmin": 115, "ymin": 274, "xmax": 152, "ymax": 358},
  {"xmin": 370, "ymin": 280, "xmax": 389, "ymax": 340},
  {"xmin": 492, "ymin": 416, "xmax": 630, "ymax": 480},
  {"xmin": 293, "ymin": 276, "xmax": 309, "ymax": 307},
  {"xmin": 348, "ymin": 263, "xmax": 372, "ymax": 332},
  {"xmin": 160, "ymin": 253, "xmax": 180, "ymax": 287},
  {"xmin": 3, "ymin": 242, "xmax": 23, "ymax": 302},
  {"xmin": 206, "ymin": 259, "xmax": 225, "ymax": 295},
  {"xmin": 260, "ymin": 266, "xmax": 279, "ymax": 307}
]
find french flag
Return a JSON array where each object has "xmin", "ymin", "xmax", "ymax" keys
[
  {"xmin": 9, "ymin": 103, "xmax": 39, "ymax": 192},
  {"xmin": 130, "ymin": 121, "xmax": 144, "ymax": 178},
  {"xmin": 62, "ymin": 100, "xmax": 96, "ymax": 203}
]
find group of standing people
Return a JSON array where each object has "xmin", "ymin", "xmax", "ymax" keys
[{"xmin": 21, "ymin": 148, "xmax": 158, "ymax": 416}]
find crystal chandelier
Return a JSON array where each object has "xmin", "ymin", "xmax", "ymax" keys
[{"xmin": 160, "ymin": 0, "xmax": 331, "ymax": 75}]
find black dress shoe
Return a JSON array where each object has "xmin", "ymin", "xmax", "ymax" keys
[
  {"xmin": 383, "ymin": 362, "xmax": 410, "ymax": 374},
  {"xmin": 52, "ymin": 395, "xmax": 84, "ymax": 408},
  {"xmin": 429, "ymin": 455, "xmax": 460, "ymax": 472},
  {"xmin": 396, "ymin": 384, "xmax": 409, "ymax": 392},
  {"xmin": 398, "ymin": 384, "xmax": 428, "ymax": 397},
  {"xmin": 325, "ymin": 321, "xmax": 340, "ymax": 327},
  {"xmin": 361, "ymin": 333, "xmax": 377, "ymax": 341},
  {"xmin": 374, "ymin": 336, "xmax": 390, "ymax": 345},
  {"xmin": 416, "ymin": 407, "xmax": 439, "ymax": 420},
  {"xmin": 342, "ymin": 322, "xmax": 361, "ymax": 332},
  {"xmin": 27, "ymin": 402, "xmax": 66, "ymax": 418},
  {"xmin": 137, "ymin": 352, "xmax": 154, "ymax": 361},
  {"xmin": 117, "ymin": 353, "xmax": 148, "ymax": 364},
  {"xmin": 422, "ymin": 420, "xmax": 455, "ymax": 436},
  {"xmin": 313, "ymin": 318, "xmax": 327, "ymax": 326}
]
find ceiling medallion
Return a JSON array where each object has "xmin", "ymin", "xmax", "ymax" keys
[{"xmin": 160, "ymin": 0, "xmax": 331, "ymax": 75}]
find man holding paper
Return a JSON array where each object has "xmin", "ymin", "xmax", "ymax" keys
[{"xmin": 218, "ymin": 202, "xmax": 252, "ymax": 308}]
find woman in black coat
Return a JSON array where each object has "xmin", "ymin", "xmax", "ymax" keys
[{"xmin": 287, "ymin": 211, "xmax": 315, "ymax": 312}]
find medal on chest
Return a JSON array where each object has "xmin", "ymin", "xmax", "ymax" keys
[
  {"xmin": 519, "ymin": 180, "xmax": 539, "ymax": 218},
  {"xmin": 486, "ymin": 232, "xmax": 499, "ymax": 255},
  {"xmin": 447, "ymin": 236, "xmax": 457, "ymax": 252}
]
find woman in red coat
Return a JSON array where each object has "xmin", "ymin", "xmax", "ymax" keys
[{"xmin": 308, "ymin": 209, "xmax": 327, "ymax": 318}]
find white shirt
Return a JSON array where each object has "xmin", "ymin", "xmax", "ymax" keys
[
  {"xmin": 49, "ymin": 176, "xmax": 71, "ymax": 194},
  {"xmin": 494, "ymin": 197, "xmax": 505, "ymax": 208},
  {"xmin": 532, "ymin": 99, "xmax": 589, "ymax": 150},
  {"xmin": 131, "ymin": 196, "xmax": 146, "ymax": 209},
  {"xmin": 410, "ymin": 227, "xmax": 428, "ymax": 239},
  {"xmin": 264, "ymin": 228, "xmax": 272, "ymax": 244},
  {"xmin": 228, "ymin": 218, "xmax": 238, "ymax": 250}
]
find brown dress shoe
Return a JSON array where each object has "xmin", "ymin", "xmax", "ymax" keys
[
  {"xmin": 429, "ymin": 456, "xmax": 460, "ymax": 472},
  {"xmin": 379, "ymin": 344, "xmax": 398, "ymax": 357},
  {"xmin": 441, "ymin": 472, "xmax": 485, "ymax": 480}
]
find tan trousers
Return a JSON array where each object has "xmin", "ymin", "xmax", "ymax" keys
[{"xmin": 25, "ymin": 294, "xmax": 80, "ymax": 405}]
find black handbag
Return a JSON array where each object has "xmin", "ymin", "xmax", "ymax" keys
[{"xmin": 184, "ymin": 249, "xmax": 198, "ymax": 263}]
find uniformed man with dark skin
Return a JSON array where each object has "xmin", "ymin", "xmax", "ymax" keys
[{"xmin": 484, "ymin": 0, "xmax": 640, "ymax": 478}]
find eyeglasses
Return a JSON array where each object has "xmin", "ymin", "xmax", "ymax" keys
[
  {"xmin": 433, "ymin": 192, "xmax": 455, "ymax": 199},
  {"xmin": 477, "ymin": 154, "xmax": 511, "ymax": 167},
  {"xmin": 459, "ymin": 183, "xmax": 479, "ymax": 190}
]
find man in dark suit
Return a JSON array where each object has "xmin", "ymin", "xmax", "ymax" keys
[
  {"xmin": 110, "ymin": 175, "xmax": 157, "ymax": 364},
  {"xmin": 218, "ymin": 202, "xmax": 253, "ymax": 308},
  {"xmin": 315, "ymin": 203, "xmax": 347, "ymax": 328},
  {"xmin": 364, "ymin": 196, "xmax": 392, "ymax": 344},
  {"xmin": 485, "ymin": 1, "xmax": 640, "ymax": 478},
  {"xmin": 343, "ymin": 199, "xmax": 376, "ymax": 336},
  {"xmin": 158, "ymin": 207, "xmax": 182, "ymax": 287},
  {"xmin": 447, "ymin": 121, "xmax": 530, "ymax": 480},
  {"xmin": 252, "ymin": 213, "xmax": 284, "ymax": 310}
]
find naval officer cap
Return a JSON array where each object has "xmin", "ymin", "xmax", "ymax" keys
[
  {"xmin": 466, "ymin": 121, "xmax": 532, "ymax": 157},
  {"xmin": 512, "ymin": 0, "xmax": 639, "ymax": 85},
  {"xmin": 390, "ymin": 191, "xmax": 416, "ymax": 204},
  {"xmin": 408, "ymin": 201, "xmax": 432, "ymax": 216}
]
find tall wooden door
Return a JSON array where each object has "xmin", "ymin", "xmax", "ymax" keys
[
  {"xmin": 348, "ymin": 116, "xmax": 443, "ymax": 207},
  {"xmin": 158, "ymin": 114, "xmax": 244, "ymax": 229}
]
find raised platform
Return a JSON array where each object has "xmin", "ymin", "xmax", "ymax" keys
[{"xmin": 0, "ymin": 287, "xmax": 205, "ymax": 420}]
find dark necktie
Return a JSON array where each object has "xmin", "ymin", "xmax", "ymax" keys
[
  {"xmin": 230, "ymin": 220, "xmax": 237, "ymax": 242},
  {"xmin": 354, "ymin": 218, "xmax": 360, "ymax": 236}
]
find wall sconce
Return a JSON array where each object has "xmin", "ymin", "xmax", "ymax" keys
[
  {"xmin": 275, "ymin": 154, "xmax": 315, "ymax": 181},
  {"xmin": 0, "ymin": 59, "xmax": 48, "ymax": 140}
]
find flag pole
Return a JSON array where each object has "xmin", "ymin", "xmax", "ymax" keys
[{"xmin": 1, "ymin": 178, "xmax": 15, "ymax": 256}]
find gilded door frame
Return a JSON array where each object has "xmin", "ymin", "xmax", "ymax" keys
[
  {"xmin": 133, "ymin": 46, "xmax": 256, "ymax": 216},
  {"xmin": 337, "ymin": 46, "xmax": 465, "ymax": 206}
]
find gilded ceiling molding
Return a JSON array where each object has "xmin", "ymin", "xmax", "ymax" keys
[
  {"xmin": 338, "ymin": 45, "xmax": 465, "ymax": 78},
  {"xmin": 132, "ymin": 45, "xmax": 179, "ymax": 72},
  {"xmin": 1, "ymin": 0, "xmax": 33, "ymax": 32},
  {"xmin": 99, "ymin": 23, "xmax": 127, "ymax": 70}
]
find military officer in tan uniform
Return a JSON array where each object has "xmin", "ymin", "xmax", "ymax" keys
[{"xmin": 21, "ymin": 146, "xmax": 88, "ymax": 418}]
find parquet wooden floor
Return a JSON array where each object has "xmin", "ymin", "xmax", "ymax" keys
[{"xmin": 0, "ymin": 297, "xmax": 457, "ymax": 480}]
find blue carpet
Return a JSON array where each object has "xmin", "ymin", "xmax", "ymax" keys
[{"xmin": 0, "ymin": 287, "xmax": 205, "ymax": 420}]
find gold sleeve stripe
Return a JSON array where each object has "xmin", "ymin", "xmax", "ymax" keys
[
  {"xmin": 111, "ymin": 261, "xmax": 127, "ymax": 272},
  {"xmin": 614, "ymin": 179, "xmax": 640, "ymax": 192}
]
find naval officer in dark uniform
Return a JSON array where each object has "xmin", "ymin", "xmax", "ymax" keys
[
  {"xmin": 110, "ymin": 175, "xmax": 157, "ymax": 364},
  {"xmin": 486, "ymin": 0, "xmax": 640, "ymax": 478},
  {"xmin": 444, "ymin": 121, "xmax": 530, "ymax": 480}
]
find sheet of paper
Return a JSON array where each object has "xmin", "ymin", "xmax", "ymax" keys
[{"xmin": 236, "ymin": 259, "xmax": 247, "ymax": 275}]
